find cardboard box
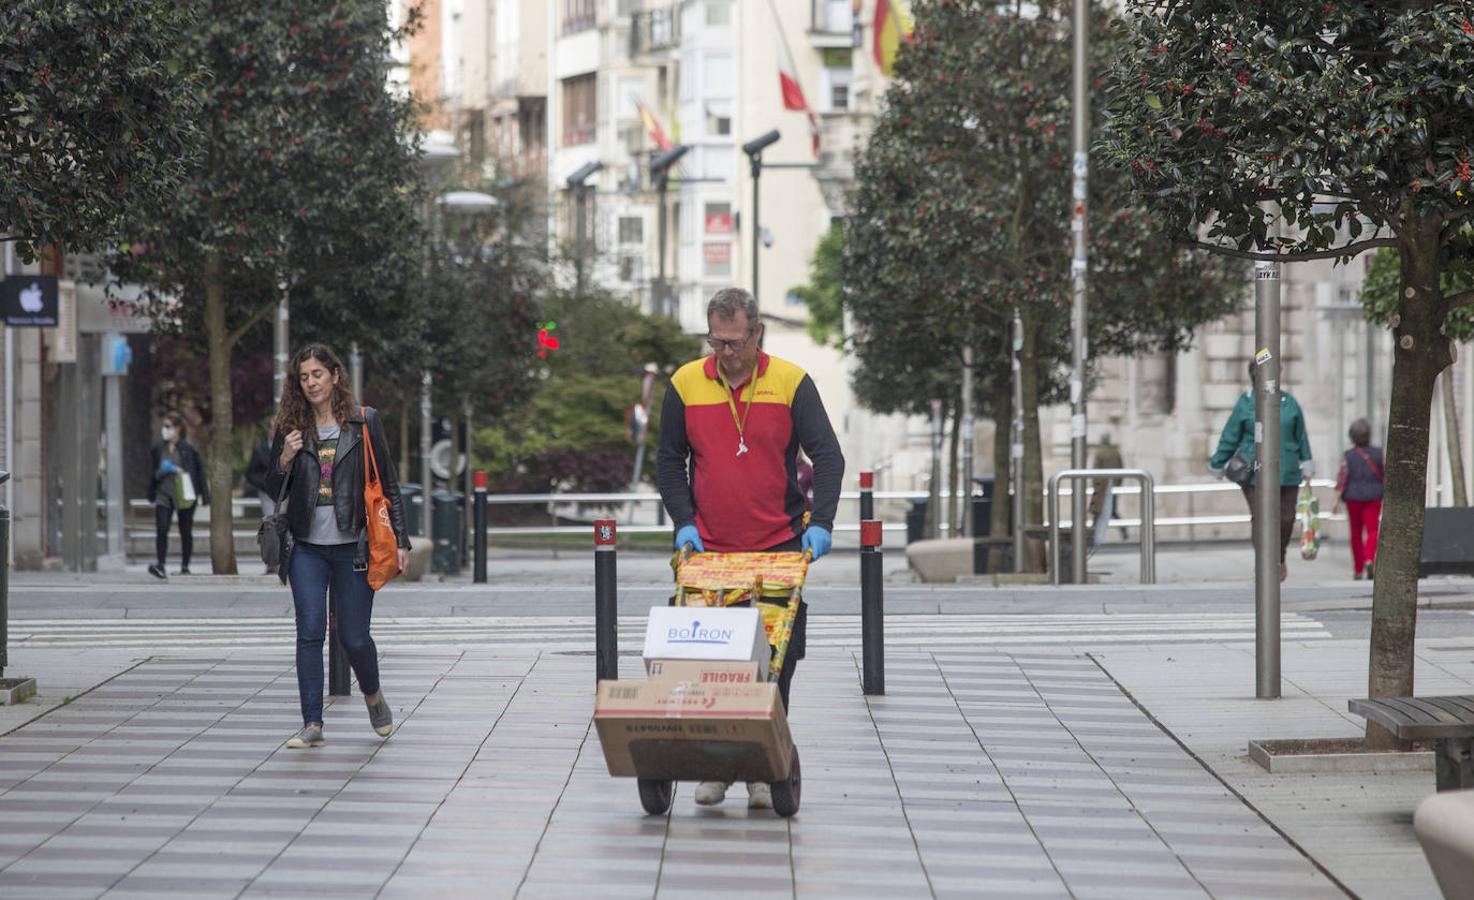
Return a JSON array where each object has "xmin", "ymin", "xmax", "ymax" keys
[
  {"xmin": 642, "ymin": 605, "xmax": 769, "ymax": 672},
  {"xmin": 646, "ymin": 659, "xmax": 767, "ymax": 684},
  {"xmin": 594, "ymin": 676, "xmax": 793, "ymax": 782}
]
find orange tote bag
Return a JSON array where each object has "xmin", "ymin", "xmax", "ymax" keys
[{"xmin": 362, "ymin": 408, "xmax": 400, "ymax": 590}]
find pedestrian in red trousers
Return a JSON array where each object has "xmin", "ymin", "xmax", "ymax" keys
[{"xmin": 1333, "ymin": 418, "xmax": 1384, "ymax": 580}]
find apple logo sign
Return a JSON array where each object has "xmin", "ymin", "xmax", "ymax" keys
[{"xmin": 18, "ymin": 282, "xmax": 43, "ymax": 313}]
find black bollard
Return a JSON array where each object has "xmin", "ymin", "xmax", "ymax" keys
[
  {"xmin": 860, "ymin": 519, "xmax": 884, "ymax": 695},
  {"xmin": 594, "ymin": 519, "xmax": 618, "ymax": 683},
  {"xmin": 859, "ymin": 471, "xmax": 874, "ymax": 522},
  {"xmin": 473, "ymin": 470, "xmax": 488, "ymax": 584},
  {"xmin": 328, "ymin": 585, "xmax": 350, "ymax": 696}
]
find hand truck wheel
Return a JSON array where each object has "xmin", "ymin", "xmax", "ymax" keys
[
  {"xmin": 770, "ymin": 747, "xmax": 801, "ymax": 818},
  {"xmin": 638, "ymin": 778, "xmax": 674, "ymax": 815}
]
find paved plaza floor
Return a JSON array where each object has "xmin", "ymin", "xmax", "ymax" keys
[
  {"xmin": 1, "ymin": 640, "xmax": 1375, "ymax": 899},
  {"xmin": 1, "ymin": 551, "xmax": 1470, "ymax": 898}
]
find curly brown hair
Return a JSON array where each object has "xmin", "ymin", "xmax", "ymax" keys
[{"xmin": 273, "ymin": 343, "xmax": 357, "ymax": 438}]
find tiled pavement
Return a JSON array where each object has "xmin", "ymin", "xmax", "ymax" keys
[{"xmin": 0, "ymin": 648, "xmax": 1347, "ymax": 899}]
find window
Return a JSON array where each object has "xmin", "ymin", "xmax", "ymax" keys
[
  {"xmin": 563, "ymin": 0, "xmax": 595, "ymax": 34},
  {"xmin": 705, "ymin": 103, "xmax": 732, "ymax": 136},
  {"xmin": 619, "ymin": 216, "xmax": 644, "ymax": 244},
  {"xmin": 703, "ymin": 243, "xmax": 732, "ymax": 278},
  {"xmin": 703, "ymin": 202, "xmax": 732, "ymax": 236},
  {"xmin": 619, "ymin": 255, "xmax": 645, "ymax": 283},
  {"xmin": 820, "ymin": 49, "xmax": 853, "ymax": 112},
  {"xmin": 706, "ymin": 0, "xmax": 731, "ymax": 27},
  {"xmin": 561, "ymin": 74, "xmax": 596, "ymax": 146},
  {"xmin": 819, "ymin": 0, "xmax": 853, "ymax": 33}
]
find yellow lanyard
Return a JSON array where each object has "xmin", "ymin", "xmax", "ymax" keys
[{"xmin": 722, "ymin": 370, "xmax": 759, "ymax": 457}]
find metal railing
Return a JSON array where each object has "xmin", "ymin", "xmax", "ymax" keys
[
  {"xmin": 1048, "ymin": 468, "xmax": 1155, "ymax": 585},
  {"xmin": 110, "ymin": 477, "xmax": 1345, "ymax": 551}
]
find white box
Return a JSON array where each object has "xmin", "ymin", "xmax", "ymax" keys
[{"xmin": 642, "ymin": 606, "xmax": 769, "ymax": 672}]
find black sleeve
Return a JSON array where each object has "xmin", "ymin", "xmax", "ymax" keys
[
  {"xmin": 655, "ymin": 384, "xmax": 696, "ymax": 529},
  {"xmin": 792, "ymin": 375, "xmax": 844, "ymax": 531},
  {"xmin": 263, "ymin": 431, "xmax": 289, "ymax": 502},
  {"xmin": 366, "ymin": 407, "xmax": 411, "ymax": 549}
]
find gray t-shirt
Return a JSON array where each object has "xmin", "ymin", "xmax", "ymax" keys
[{"xmin": 306, "ymin": 424, "xmax": 358, "ymax": 546}]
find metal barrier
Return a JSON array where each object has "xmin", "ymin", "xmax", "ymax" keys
[{"xmin": 1048, "ymin": 468, "xmax": 1156, "ymax": 585}]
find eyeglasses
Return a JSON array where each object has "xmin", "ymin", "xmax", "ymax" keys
[{"xmin": 706, "ymin": 331, "xmax": 754, "ymax": 352}]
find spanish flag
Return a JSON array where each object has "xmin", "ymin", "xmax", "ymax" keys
[
  {"xmin": 634, "ymin": 98, "xmax": 673, "ymax": 152},
  {"xmin": 873, "ymin": 0, "xmax": 915, "ymax": 76}
]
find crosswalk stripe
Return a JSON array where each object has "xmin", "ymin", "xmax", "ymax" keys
[{"xmin": 7, "ymin": 614, "xmax": 1330, "ymax": 649}]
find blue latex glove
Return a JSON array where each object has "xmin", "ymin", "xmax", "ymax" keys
[
  {"xmin": 159, "ymin": 459, "xmax": 180, "ymax": 475},
  {"xmin": 801, "ymin": 526, "xmax": 832, "ymax": 561},
  {"xmin": 675, "ymin": 524, "xmax": 704, "ymax": 553}
]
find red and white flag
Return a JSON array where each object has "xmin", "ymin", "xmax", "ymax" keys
[{"xmin": 769, "ymin": 0, "xmax": 821, "ymax": 157}]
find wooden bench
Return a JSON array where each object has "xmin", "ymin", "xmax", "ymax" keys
[{"xmin": 1348, "ymin": 695, "xmax": 1474, "ymax": 791}]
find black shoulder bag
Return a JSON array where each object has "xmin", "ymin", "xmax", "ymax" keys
[
  {"xmin": 1223, "ymin": 449, "xmax": 1253, "ymax": 485},
  {"xmin": 257, "ymin": 460, "xmax": 292, "ymax": 584}
]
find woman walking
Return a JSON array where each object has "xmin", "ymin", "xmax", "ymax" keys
[
  {"xmin": 266, "ymin": 343, "xmax": 410, "ymax": 749},
  {"xmin": 1333, "ymin": 418, "xmax": 1384, "ymax": 580},
  {"xmin": 147, "ymin": 412, "xmax": 208, "ymax": 579},
  {"xmin": 1209, "ymin": 362, "xmax": 1314, "ymax": 582}
]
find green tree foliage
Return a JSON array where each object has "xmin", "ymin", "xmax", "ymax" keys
[
  {"xmin": 846, "ymin": 0, "xmax": 1240, "ymax": 562},
  {"xmin": 106, "ymin": 0, "xmax": 424, "ymax": 574},
  {"xmin": 1, "ymin": 1, "xmax": 204, "ymax": 259},
  {"xmin": 478, "ymin": 289, "xmax": 699, "ymax": 494},
  {"xmin": 790, "ymin": 222, "xmax": 845, "ymax": 347},
  {"xmin": 1102, "ymin": 1, "xmax": 1474, "ymax": 741}
]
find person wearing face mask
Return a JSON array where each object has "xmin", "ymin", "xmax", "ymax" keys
[
  {"xmin": 656, "ymin": 287, "xmax": 845, "ymax": 810},
  {"xmin": 265, "ymin": 343, "xmax": 411, "ymax": 750},
  {"xmin": 147, "ymin": 412, "xmax": 209, "ymax": 580}
]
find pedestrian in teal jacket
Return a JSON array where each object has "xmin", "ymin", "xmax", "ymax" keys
[{"xmin": 1209, "ymin": 362, "xmax": 1314, "ymax": 581}]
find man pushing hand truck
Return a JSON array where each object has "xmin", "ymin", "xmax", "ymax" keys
[{"xmin": 654, "ymin": 287, "xmax": 845, "ymax": 809}]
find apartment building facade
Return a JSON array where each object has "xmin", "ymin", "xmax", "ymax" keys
[{"xmin": 412, "ymin": 1, "xmax": 1470, "ymax": 540}]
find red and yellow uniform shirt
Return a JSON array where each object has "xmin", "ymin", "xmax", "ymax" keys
[{"xmin": 657, "ymin": 351, "xmax": 844, "ymax": 552}]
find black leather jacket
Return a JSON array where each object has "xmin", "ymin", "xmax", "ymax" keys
[{"xmin": 264, "ymin": 406, "xmax": 411, "ymax": 568}]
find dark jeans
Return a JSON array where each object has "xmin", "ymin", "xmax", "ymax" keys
[
  {"xmin": 288, "ymin": 541, "xmax": 381, "ymax": 726},
  {"xmin": 154, "ymin": 504, "xmax": 195, "ymax": 569},
  {"xmin": 1240, "ymin": 484, "xmax": 1299, "ymax": 563}
]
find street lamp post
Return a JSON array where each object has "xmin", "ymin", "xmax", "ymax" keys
[
  {"xmin": 741, "ymin": 130, "xmax": 781, "ymax": 309},
  {"xmin": 650, "ymin": 146, "xmax": 690, "ymax": 319},
  {"xmin": 1069, "ymin": 0, "xmax": 1091, "ymax": 583},
  {"xmin": 429, "ymin": 188, "xmax": 501, "ymax": 557}
]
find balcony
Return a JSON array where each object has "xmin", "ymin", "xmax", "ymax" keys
[{"xmin": 630, "ymin": 7, "xmax": 679, "ymax": 57}]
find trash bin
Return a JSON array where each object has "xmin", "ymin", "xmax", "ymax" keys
[
  {"xmin": 906, "ymin": 499, "xmax": 928, "ymax": 546},
  {"xmin": 432, "ymin": 490, "xmax": 464, "ymax": 574},
  {"xmin": 400, "ymin": 484, "xmax": 423, "ymax": 537},
  {"xmin": 972, "ymin": 476, "xmax": 995, "ymax": 574}
]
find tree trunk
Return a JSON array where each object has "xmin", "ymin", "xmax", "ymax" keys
[
  {"xmin": 947, "ymin": 394, "xmax": 961, "ymax": 536},
  {"xmin": 204, "ymin": 251, "xmax": 238, "ymax": 574},
  {"xmin": 1366, "ymin": 222, "xmax": 1452, "ymax": 749},
  {"xmin": 1021, "ymin": 310, "xmax": 1045, "ymax": 572},
  {"xmin": 990, "ymin": 387, "xmax": 1012, "ymax": 572},
  {"xmin": 1441, "ymin": 368, "xmax": 1467, "ymax": 505}
]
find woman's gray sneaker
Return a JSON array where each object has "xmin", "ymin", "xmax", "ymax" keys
[
  {"xmin": 285, "ymin": 725, "xmax": 324, "ymax": 749},
  {"xmin": 368, "ymin": 695, "xmax": 392, "ymax": 737}
]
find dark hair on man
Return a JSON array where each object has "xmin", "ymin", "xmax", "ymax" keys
[
  {"xmin": 1348, "ymin": 418, "xmax": 1372, "ymax": 447},
  {"xmin": 163, "ymin": 412, "xmax": 186, "ymax": 439},
  {"xmin": 707, "ymin": 287, "xmax": 759, "ymax": 327}
]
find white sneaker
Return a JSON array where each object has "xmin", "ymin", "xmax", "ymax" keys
[
  {"xmin": 746, "ymin": 782, "xmax": 772, "ymax": 809},
  {"xmin": 694, "ymin": 781, "xmax": 729, "ymax": 806}
]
